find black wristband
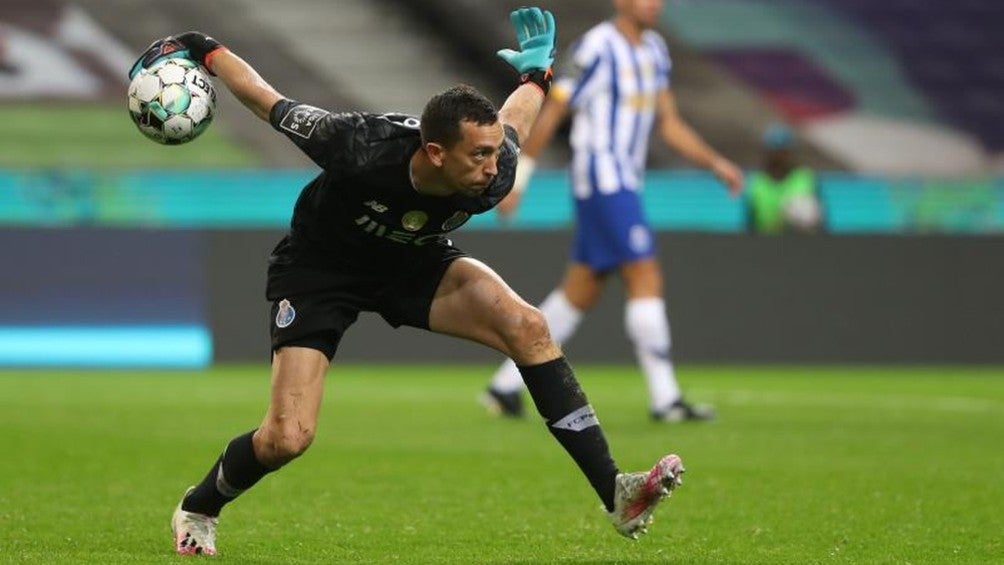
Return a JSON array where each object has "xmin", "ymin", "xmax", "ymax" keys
[
  {"xmin": 175, "ymin": 31, "xmax": 223, "ymax": 69},
  {"xmin": 519, "ymin": 68, "xmax": 553, "ymax": 95}
]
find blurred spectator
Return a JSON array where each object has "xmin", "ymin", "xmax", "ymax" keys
[{"xmin": 748, "ymin": 123, "xmax": 822, "ymax": 234}]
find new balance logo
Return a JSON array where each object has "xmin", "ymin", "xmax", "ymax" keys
[{"xmin": 364, "ymin": 200, "xmax": 389, "ymax": 213}]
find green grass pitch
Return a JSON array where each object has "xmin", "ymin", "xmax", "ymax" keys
[
  {"xmin": 0, "ymin": 104, "xmax": 257, "ymax": 169},
  {"xmin": 1, "ymin": 365, "xmax": 1002, "ymax": 563}
]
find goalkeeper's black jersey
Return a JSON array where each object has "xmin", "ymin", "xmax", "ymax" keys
[{"xmin": 266, "ymin": 99, "xmax": 519, "ymax": 274}]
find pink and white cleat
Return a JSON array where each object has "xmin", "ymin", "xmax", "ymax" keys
[
  {"xmin": 171, "ymin": 487, "xmax": 218, "ymax": 556},
  {"xmin": 608, "ymin": 454, "xmax": 685, "ymax": 539}
]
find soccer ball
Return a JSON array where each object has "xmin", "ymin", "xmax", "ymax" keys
[{"xmin": 128, "ymin": 58, "xmax": 216, "ymax": 145}]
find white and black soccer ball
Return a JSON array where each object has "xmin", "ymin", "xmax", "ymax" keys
[{"xmin": 128, "ymin": 58, "xmax": 216, "ymax": 145}]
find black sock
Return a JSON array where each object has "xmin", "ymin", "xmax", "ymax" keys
[
  {"xmin": 181, "ymin": 430, "xmax": 274, "ymax": 517},
  {"xmin": 519, "ymin": 357, "xmax": 620, "ymax": 511}
]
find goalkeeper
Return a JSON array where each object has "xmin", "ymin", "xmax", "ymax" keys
[{"xmin": 131, "ymin": 8, "xmax": 685, "ymax": 557}]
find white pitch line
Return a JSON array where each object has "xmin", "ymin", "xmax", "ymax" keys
[{"xmin": 706, "ymin": 390, "xmax": 1002, "ymax": 413}]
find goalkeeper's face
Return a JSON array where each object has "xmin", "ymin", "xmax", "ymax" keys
[{"xmin": 439, "ymin": 120, "xmax": 506, "ymax": 197}]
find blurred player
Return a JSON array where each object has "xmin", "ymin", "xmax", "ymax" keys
[
  {"xmin": 129, "ymin": 8, "xmax": 684, "ymax": 557},
  {"xmin": 484, "ymin": 0, "xmax": 744, "ymax": 422}
]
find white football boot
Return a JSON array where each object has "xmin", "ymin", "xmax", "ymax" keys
[
  {"xmin": 171, "ymin": 487, "xmax": 218, "ymax": 556},
  {"xmin": 608, "ymin": 454, "xmax": 685, "ymax": 539}
]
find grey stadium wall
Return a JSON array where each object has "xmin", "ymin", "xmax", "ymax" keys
[{"xmin": 208, "ymin": 231, "xmax": 1004, "ymax": 364}]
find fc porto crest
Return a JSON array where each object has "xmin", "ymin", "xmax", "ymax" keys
[{"xmin": 275, "ymin": 299, "xmax": 296, "ymax": 328}]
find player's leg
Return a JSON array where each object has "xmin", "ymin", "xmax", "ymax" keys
[
  {"xmin": 620, "ymin": 258, "xmax": 679, "ymax": 411},
  {"xmin": 560, "ymin": 262, "xmax": 607, "ymax": 309},
  {"xmin": 430, "ymin": 257, "xmax": 684, "ymax": 535},
  {"xmin": 172, "ymin": 280, "xmax": 355, "ymax": 556},
  {"xmin": 383, "ymin": 252, "xmax": 683, "ymax": 537},
  {"xmin": 483, "ymin": 191, "xmax": 610, "ymax": 410},
  {"xmin": 430, "ymin": 257, "xmax": 622, "ymax": 510},
  {"xmin": 621, "ymin": 257, "xmax": 713, "ymax": 422},
  {"xmin": 254, "ymin": 346, "xmax": 330, "ymax": 466},
  {"xmin": 172, "ymin": 346, "xmax": 329, "ymax": 555},
  {"xmin": 484, "ymin": 263, "xmax": 602, "ymax": 413}
]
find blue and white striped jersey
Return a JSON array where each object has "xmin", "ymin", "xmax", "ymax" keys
[{"xmin": 552, "ymin": 21, "xmax": 672, "ymax": 199}]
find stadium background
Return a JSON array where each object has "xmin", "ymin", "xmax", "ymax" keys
[
  {"xmin": 3, "ymin": 2, "xmax": 1004, "ymax": 563},
  {"xmin": 3, "ymin": 0, "xmax": 1003, "ymax": 366}
]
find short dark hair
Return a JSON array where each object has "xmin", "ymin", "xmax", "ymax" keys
[{"xmin": 420, "ymin": 85, "xmax": 498, "ymax": 147}]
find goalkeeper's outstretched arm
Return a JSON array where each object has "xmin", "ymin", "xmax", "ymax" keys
[
  {"xmin": 130, "ymin": 32, "xmax": 284, "ymax": 122},
  {"xmin": 206, "ymin": 49, "xmax": 284, "ymax": 122}
]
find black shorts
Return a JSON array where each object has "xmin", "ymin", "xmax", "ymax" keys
[{"xmin": 265, "ymin": 242, "xmax": 468, "ymax": 359}]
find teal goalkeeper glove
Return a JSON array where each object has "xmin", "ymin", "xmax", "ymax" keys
[
  {"xmin": 128, "ymin": 32, "xmax": 224, "ymax": 79},
  {"xmin": 496, "ymin": 7, "xmax": 557, "ymax": 74}
]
